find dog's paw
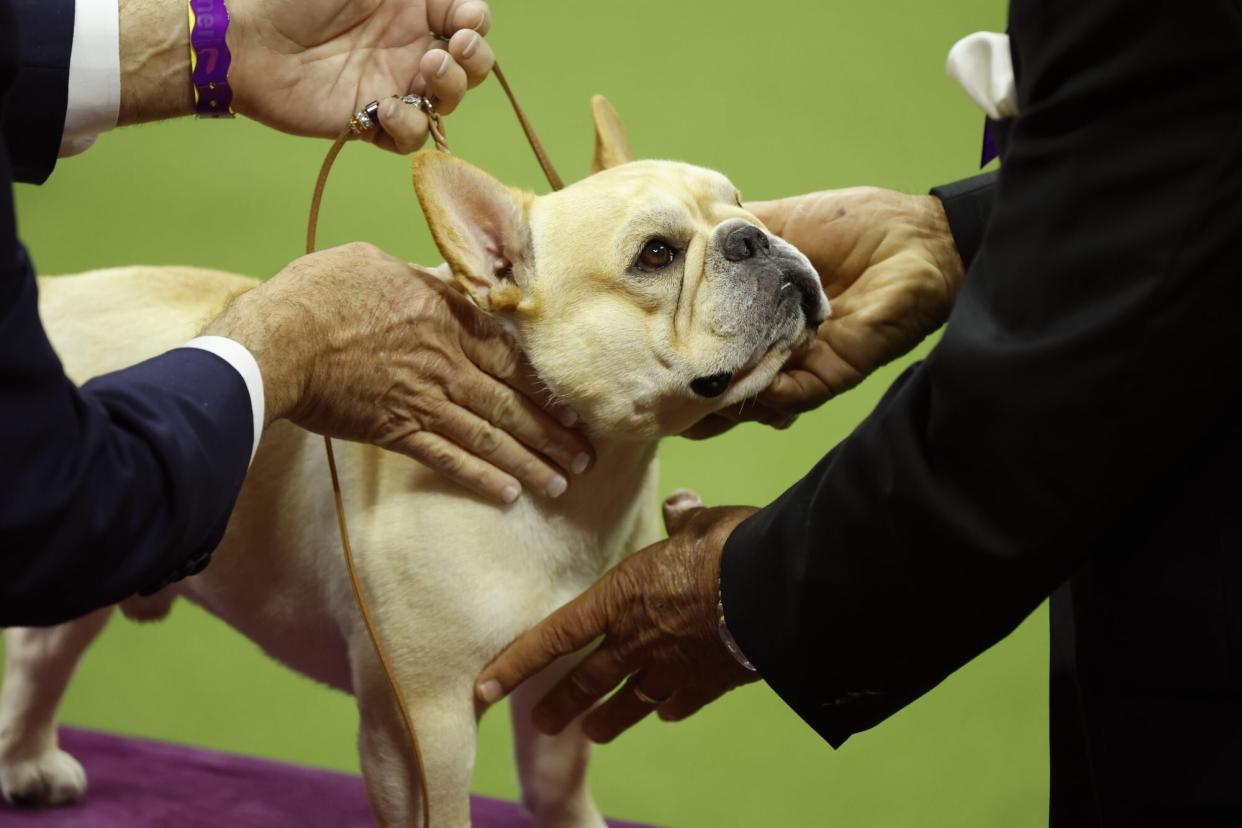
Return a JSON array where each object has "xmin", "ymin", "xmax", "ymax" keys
[
  {"xmin": 0, "ymin": 748, "xmax": 87, "ymax": 807},
  {"xmin": 529, "ymin": 801, "xmax": 608, "ymax": 828}
]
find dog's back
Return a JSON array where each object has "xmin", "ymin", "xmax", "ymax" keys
[{"xmin": 39, "ymin": 267, "xmax": 257, "ymax": 382}]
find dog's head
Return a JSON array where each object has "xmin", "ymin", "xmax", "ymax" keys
[{"xmin": 413, "ymin": 96, "xmax": 828, "ymax": 440}]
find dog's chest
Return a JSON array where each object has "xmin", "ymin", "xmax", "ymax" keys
[{"xmin": 185, "ymin": 429, "xmax": 662, "ymax": 692}]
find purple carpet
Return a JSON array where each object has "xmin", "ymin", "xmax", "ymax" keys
[{"xmin": 0, "ymin": 728, "xmax": 653, "ymax": 827}]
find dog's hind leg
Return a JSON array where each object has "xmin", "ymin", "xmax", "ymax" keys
[
  {"xmin": 0, "ymin": 606, "xmax": 113, "ymax": 806},
  {"xmin": 510, "ymin": 657, "xmax": 606, "ymax": 828},
  {"xmin": 353, "ymin": 653, "xmax": 477, "ymax": 828}
]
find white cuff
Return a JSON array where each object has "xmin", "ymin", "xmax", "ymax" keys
[
  {"xmin": 946, "ymin": 32, "xmax": 1019, "ymax": 122},
  {"xmin": 180, "ymin": 336, "xmax": 265, "ymax": 466},
  {"xmin": 61, "ymin": 0, "xmax": 122, "ymax": 158}
]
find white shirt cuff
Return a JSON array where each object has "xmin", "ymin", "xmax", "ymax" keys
[
  {"xmin": 61, "ymin": 0, "xmax": 122, "ymax": 158},
  {"xmin": 180, "ymin": 336, "xmax": 265, "ymax": 466},
  {"xmin": 946, "ymin": 32, "xmax": 1019, "ymax": 121}
]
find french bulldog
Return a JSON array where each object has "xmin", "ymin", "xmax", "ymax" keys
[{"xmin": 0, "ymin": 97, "xmax": 828, "ymax": 827}]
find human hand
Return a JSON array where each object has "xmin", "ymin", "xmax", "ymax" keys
[
  {"xmin": 475, "ymin": 490, "xmax": 761, "ymax": 743},
  {"xmin": 228, "ymin": 0, "xmax": 496, "ymax": 153},
  {"xmin": 684, "ymin": 188, "xmax": 964, "ymax": 439},
  {"xmin": 118, "ymin": 0, "xmax": 495, "ymax": 154},
  {"xmin": 205, "ymin": 243, "xmax": 593, "ymax": 504}
]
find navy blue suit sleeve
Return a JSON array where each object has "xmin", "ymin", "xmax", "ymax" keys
[
  {"xmin": 1, "ymin": 0, "xmax": 252, "ymax": 626},
  {"xmin": 720, "ymin": 0, "xmax": 1242, "ymax": 747},
  {"xmin": 1, "ymin": 242, "xmax": 253, "ymax": 626},
  {"xmin": 2, "ymin": 0, "xmax": 73, "ymax": 184}
]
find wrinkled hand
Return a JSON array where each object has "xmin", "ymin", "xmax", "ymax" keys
[
  {"xmin": 475, "ymin": 490, "xmax": 761, "ymax": 744},
  {"xmin": 228, "ymin": 0, "xmax": 496, "ymax": 153},
  {"xmin": 205, "ymin": 242, "xmax": 593, "ymax": 504},
  {"xmin": 684, "ymin": 188, "xmax": 965, "ymax": 439}
]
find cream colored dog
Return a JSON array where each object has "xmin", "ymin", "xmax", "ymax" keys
[{"xmin": 0, "ymin": 98, "xmax": 828, "ymax": 827}]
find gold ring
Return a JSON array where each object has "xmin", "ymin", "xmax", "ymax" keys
[{"xmin": 632, "ymin": 685, "xmax": 668, "ymax": 706}]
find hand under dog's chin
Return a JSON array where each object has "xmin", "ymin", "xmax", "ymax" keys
[
  {"xmin": 712, "ymin": 326, "xmax": 816, "ymax": 410},
  {"xmin": 644, "ymin": 327, "xmax": 817, "ymax": 438}
]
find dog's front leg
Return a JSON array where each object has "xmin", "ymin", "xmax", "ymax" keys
[
  {"xmin": 509, "ymin": 654, "xmax": 607, "ymax": 828},
  {"xmin": 0, "ymin": 607, "xmax": 113, "ymax": 806},
  {"xmin": 352, "ymin": 650, "xmax": 478, "ymax": 828}
]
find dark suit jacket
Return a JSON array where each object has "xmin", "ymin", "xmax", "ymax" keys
[
  {"xmin": 721, "ymin": 1, "xmax": 1242, "ymax": 824},
  {"xmin": 1, "ymin": 0, "xmax": 252, "ymax": 626}
]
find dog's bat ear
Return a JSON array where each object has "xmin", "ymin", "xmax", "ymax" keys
[
  {"xmin": 412, "ymin": 150, "xmax": 534, "ymax": 312},
  {"xmin": 590, "ymin": 95, "xmax": 634, "ymax": 174}
]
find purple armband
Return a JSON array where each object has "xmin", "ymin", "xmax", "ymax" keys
[{"xmin": 188, "ymin": 0, "xmax": 235, "ymax": 117}]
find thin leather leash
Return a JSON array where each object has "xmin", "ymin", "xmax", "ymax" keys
[{"xmin": 305, "ymin": 62, "xmax": 563, "ymax": 828}]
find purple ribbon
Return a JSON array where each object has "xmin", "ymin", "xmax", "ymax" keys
[{"xmin": 189, "ymin": 0, "xmax": 234, "ymax": 117}]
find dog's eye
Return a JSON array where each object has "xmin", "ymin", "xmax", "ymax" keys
[{"xmin": 636, "ymin": 239, "xmax": 676, "ymax": 272}]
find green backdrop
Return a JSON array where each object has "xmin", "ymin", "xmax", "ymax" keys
[{"xmin": 6, "ymin": 1, "xmax": 1047, "ymax": 825}]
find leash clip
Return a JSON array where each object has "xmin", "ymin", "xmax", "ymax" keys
[{"xmin": 348, "ymin": 94, "xmax": 438, "ymax": 137}]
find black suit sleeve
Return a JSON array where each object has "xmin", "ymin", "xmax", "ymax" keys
[
  {"xmin": 720, "ymin": 0, "xmax": 1242, "ymax": 747},
  {"xmin": 930, "ymin": 171, "xmax": 997, "ymax": 270},
  {"xmin": 0, "ymin": 0, "xmax": 253, "ymax": 626}
]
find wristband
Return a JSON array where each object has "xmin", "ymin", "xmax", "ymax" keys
[
  {"xmin": 188, "ymin": 0, "xmax": 235, "ymax": 117},
  {"xmin": 717, "ymin": 577, "xmax": 757, "ymax": 672}
]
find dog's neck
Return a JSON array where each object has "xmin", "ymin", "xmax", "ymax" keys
[{"xmin": 419, "ymin": 262, "xmax": 665, "ymax": 499}]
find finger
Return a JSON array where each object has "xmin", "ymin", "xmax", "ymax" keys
[
  {"xmin": 421, "ymin": 49, "xmax": 469, "ymax": 116},
  {"xmin": 662, "ymin": 490, "xmax": 704, "ymax": 535},
  {"xmin": 728, "ymin": 397, "xmax": 800, "ymax": 430},
  {"xmin": 435, "ymin": 0, "xmax": 491, "ymax": 37},
  {"xmin": 502, "ymin": 362, "xmax": 583, "ymax": 433},
  {"xmin": 744, "ymin": 199, "xmax": 785, "ymax": 236},
  {"xmin": 445, "ymin": 368, "xmax": 593, "ymax": 479},
  {"xmin": 755, "ymin": 367, "xmax": 834, "ymax": 412},
  {"xmin": 756, "ymin": 408, "xmax": 799, "ymax": 430},
  {"xmin": 477, "ymin": 585, "xmax": 615, "ymax": 705},
  {"xmin": 448, "ymin": 28, "xmax": 495, "ymax": 89},
  {"xmin": 430, "ymin": 394, "xmax": 573, "ymax": 499},
  {"xmin": 395, "ymin": 430, "xmax": 522, "ymax": 505},
  {"xmin": 679, "ymin": 413, "xmax": 740, "ymax": 441},
  {"xmin": 531, "ymin": 645, "xmax": 637, "ymax": 736},
  {"xmin": 581, "ymin": 673, "xmax": 677, "ymax": 744},
  {"xmin": 375, "ymin": 97, "xmax": 431, "ymax": 155},
  {"xmin": 657, "ymin": 686, "xmax": 726, "ymax": 723},
  {"xmin": 456, "ymin": 329, "xmax": 593, "ymax": 473}
]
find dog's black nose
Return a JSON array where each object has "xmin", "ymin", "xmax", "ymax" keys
[
  {"xmin": 722, "ymin": 224, "xmax": 770, "ymax": 262},
  {"xmin": 691, "ymin": 372, "xmax": 733, "ymax": 398}
]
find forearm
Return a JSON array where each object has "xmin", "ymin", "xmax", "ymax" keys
[{"xmin": 118, "ymin": 0, "xmax": 194, "ymax": 125}]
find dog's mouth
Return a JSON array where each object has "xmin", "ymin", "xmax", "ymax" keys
[
  {"xmin": 781, "ymin": 276, "xmax": 826, "ymax": 330},
  {"xmin": 689, "ymin": 311, "xmax": 821, "ymax": 401}
]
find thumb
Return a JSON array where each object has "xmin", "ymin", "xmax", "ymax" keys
[
  {"xmin": 662, "ymin": 489, "xmax": 705, "ymax": 535},
  {"xmin": 744, "ymin": 200, "xmax": 784, "ymax": 236}
]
